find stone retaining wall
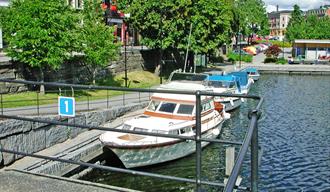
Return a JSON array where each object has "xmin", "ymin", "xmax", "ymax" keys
[
  {"xmin": 0, "ymin": 49, "xmax": 157, "ymax": 94},
  {"xmin": 0, "ymin": 102, "xmax": 147, "ymax": 166}
]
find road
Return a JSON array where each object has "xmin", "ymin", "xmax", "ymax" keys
[{"xmin": 252, "ymin": 47, "xmax": 292, "ymax": 65}]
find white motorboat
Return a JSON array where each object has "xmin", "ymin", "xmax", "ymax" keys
[
  {"xmin": 168, "ymin": 70, "xmax": 243, "ymax": 112},
  {"xmin": 228, "ymin": 71, "xmax": 254, "ymax": 94},
  {"xmin": 205, "ymin": 74, "xmax": 243, "ymax": 112},
  {"xmin": 241, "ymin": 67, "xmax": 260, "ymax": 81},
  {"xmin": 99, "ymin": 82, "xmax": 229, "ymax": 168}
]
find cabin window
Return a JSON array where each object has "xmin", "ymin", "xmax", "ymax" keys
[
  {"xmin": 122, "ymin": 124, "xmax": 131, "ymax": 130},
  {"xmin": 158, "ymin": 102, "xmax": 177, "ymax": 113},
  {"xmin": 134, "ymin": 127, "xmax": 148, "ymax": 132},
  {"xmin": 177, "ymin": 104, "xmax": 194, "ymax": 115},
  {"xmin": 152, "ymin": 130, "xmax": 168, "ymax": 134},
  {"xmin": 202, "ymin": 101, "xmax": 212, "ymax": 111},
  {"xmin": 208, "ymin": 81, "xmax": 226, "ymax": 88},
  {"xmin": 147, "ymin": 100, "xmax": 161, "ymax": 111},
  {"xmin": 169, "ymin": 130, "xmax": 180, "ymax": 135},
  {"xmin": 227, "ymin": 82, "xmax": 235, "ymax": 88},
  {"xmin": 180, "ymin": 127, "xmax": 192, "ymax": 134}
]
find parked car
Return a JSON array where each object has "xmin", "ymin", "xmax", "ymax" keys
[
  {"xmin": 243, "ymin": 47, "xmax": 257, "ymax": 55},
  {"xmin": 269, "ymin": 36, "xmax": 279, "ymax": 40},
  {"xmin": 288, "ymin": 56, "xmax": 294, "ymax": 64},
  {"xmin": 232, "ymin": 49, "xmax": 250, "ymax": 55},
  {"xmin": 262, "ymin": 42, "xmax": 272, "ymax": 47},
  {"xmin": 258, "ymin": 44, "xmax": 268, "ymax": 51}
]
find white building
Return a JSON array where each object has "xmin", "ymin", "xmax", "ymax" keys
[{"xmin": 268, "ymin": 10, "xmax": 292, "ymax": 41}]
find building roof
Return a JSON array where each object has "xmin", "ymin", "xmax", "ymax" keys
[
  {"xmin": 294, "ymin": 39, "xmax": 330, "ymax": 44},
  {"xmin": 268, "ymin": 10, "xmax": 292, "ymax": 16}
]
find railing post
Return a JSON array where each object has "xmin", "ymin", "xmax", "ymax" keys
[
  {"xmin": 0, "ymin": 92, "xmax": 3, "ymax": 115},
  {"xmin": 87, "ymin": 95, "xmax": 90, "ymax": 111},
  {"xmin": 107, "ymin": 90, "xmax": 109, "ymax": 109},
  {"xmin": 123, "ymin": 91, "xmax": 125, "ymax": 106},
  {"xmin": 138, "ymin": 92, "xmax": 141, "ymax": 103},
  {"xmin": 37, "ymin": 92, "xmax": 40, "ymax": 116},
  {"xmin": 251, "ymin": 111, "xmax": 259, "ymax": 192},
  {"xmin": 195, "ymin": 91, "xmax": 202, "ymax": 192}
]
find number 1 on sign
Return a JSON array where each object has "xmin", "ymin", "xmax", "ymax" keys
[
  {"xmin": 58, "ymin": 96, "xmax": 75, "ymax": 117},
  {"xmin": 64, "ymin": 100, "xmax": 69, "ymax": 113}
]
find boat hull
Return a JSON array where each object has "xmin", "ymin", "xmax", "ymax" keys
[
  {"xmin": 221, "ymin": 98, "xmax": 242, "ymax": 112},
  {"xmin": 104, "ymin": 123, "xmax": 223, "ymax": 168},
  {"xmin": 249, "ymin": 74, "xmax": 260, "ymax": 81}
]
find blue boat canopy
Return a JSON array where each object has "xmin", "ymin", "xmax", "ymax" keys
[
  {"xmin": 228, "ymin": 72, "xmax": 249, "ymax": 86},
  {"xmin": 206, "ymin": 75, "xmax": 236, "ymax": 82},
  {"xmin": 205, "ymin": 75, "xmax": 241, "ymax": 92}
]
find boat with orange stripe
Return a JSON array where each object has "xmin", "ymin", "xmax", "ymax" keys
[{"xmin": 99, "ymin": 82, "xmax": 230, "ymax": 168}]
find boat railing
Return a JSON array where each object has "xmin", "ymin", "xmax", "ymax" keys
[{"xmin": 0, "ymin": 78, "xmax": 263, "ymax": 192}]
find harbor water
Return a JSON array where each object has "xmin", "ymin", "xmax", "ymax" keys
[{"xmin": 82, "ymin": 74, "xmax": 330, "ymax": 191}]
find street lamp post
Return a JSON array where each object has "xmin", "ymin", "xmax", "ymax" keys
[
  {"xmin": 282, "ymin": 38, "xmax": 285, "ymax": 58},
  {"xmin": 239, "ymin": 32, "xmax": 242, "ymax": 69},
  {"xmin": 124, "ymin": 31, "xmax": 128, "ymax": 87}
]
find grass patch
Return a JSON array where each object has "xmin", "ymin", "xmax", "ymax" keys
[
  {"xmin": 276, "ymin": 57, "xmax": 287, "ymax": 64},
  {"xmin": 1, "ymin": 70, "xmax": 160, "ymax": 108},
  {"xmin": 227, "ymin": 52, "xmax": 253, "ymax": 63}
]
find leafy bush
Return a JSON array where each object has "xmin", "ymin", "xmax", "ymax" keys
[
  {"xmin": 276, "ymin": 57, "xmax": 287, "ymax": 64},
  {"xmin": 264, "ymin": 57, "xmax": 277, "ymax": 63},
  {"xmin": 264, "ymin": 45, "xmax": 282, "ymax": 58},
  {"xmin": 227, "ymin": 52, "xmax": 253, "ymax": 63}
]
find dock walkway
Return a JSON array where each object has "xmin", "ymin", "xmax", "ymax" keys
[{"xmin": 0, "ymin": 169, "xmax": 139, "ymax": 192}]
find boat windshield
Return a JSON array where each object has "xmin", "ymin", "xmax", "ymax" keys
[
  {"xmin": 152, "ymin": 129, "xmax": 168, "ymax": 134},
  {"xmin": 207, "ymin": 81, "xmax": 236, "ymax": 88},
  {"xmin": 134, "ymin": 127, "xmax": 148, "ymax": 132},
  {"xmin": 122, "ymin": 124, "xmax": 131, "ymax": 130},
  {"xmin": 147, "ymin": 100, "xmax": 161, "ymax": 111},
  {"xmin": 177, "ymin": 104, "xmax": 194, "ymax": 115},
  {"xmin": 170, "ymin": 73, "xmax": 208, "ymax": 81},
  {"xmin": 158, "ymin": 102, "xmax": 177, "ymax": 113}
]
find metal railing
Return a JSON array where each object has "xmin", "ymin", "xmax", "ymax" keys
[
  {"xmin": 0, "ymin": 80, "xmax": 151, "ymax": 116},
  {"xmin": 0, "ymin": 79, "xmax": 263, "ymax": 192}
]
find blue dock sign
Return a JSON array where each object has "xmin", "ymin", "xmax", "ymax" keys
[{"xmin": 58, "ymin": 96, "xmax": 75, "ymax": 117}]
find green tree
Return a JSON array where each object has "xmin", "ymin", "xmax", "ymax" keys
[
  {"xmin": 305, "ymin": 15, "xmax": 330, "ymax": 39},
  {"xmin": 0, "ymin": 0, "xmax": 78, "ymax": 93},
  {"xmin": 285, "ymin": 4, "xmax": 304, "ymax": 41},
  {"xmin": 127, "ymin": 0, "xmax": 232, "ymax": 71},
  {"xmin": 80, "ymin": 0, "xmax": 119, "ymax": 84},
  {"xmin": 231, "ymin": 0, "xmax": 269, "ymax": 45}
]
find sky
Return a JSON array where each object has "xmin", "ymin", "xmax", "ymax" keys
[{"xmin": 263, "ymin": 0, "xmax": 330, "ymax": 12}]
